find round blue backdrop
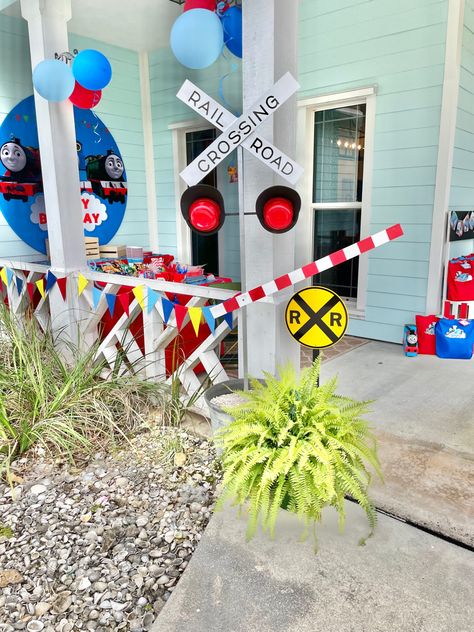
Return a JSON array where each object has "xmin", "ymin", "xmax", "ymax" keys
[{"xmin": 0, "ymin": 95, "xmax": 127, "ymax": 255}]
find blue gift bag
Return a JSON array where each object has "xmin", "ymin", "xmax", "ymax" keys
[{"xmin": 435, "ymin": 319, "xmax": 474, "ymax": 359}]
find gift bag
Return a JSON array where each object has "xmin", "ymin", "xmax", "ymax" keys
[
  {"xmin": 447, "ymin": 258, "xmax": 474, "ymax": 301},
  {"xmin": 415, "ymin": 314, "xmax": 439, "ymax": 355},
  {"xmin": 435, "ymin": 318, "xmax": 474, "ymax": 359}
]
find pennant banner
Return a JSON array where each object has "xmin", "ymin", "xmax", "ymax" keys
[
  {"xmin": 174, "ymin": 304, "xmax": 188, "ymax": 331},
  {"xmin": 0, "ymin": 268, "xmax": 8, "ymax": 287},
  {"xmin": 188, "ymin": 306, "xmax": 202, "ymax": 336},
  {"xmin": 57, "ymin": 277, "xmax": 67, "ymax": 301},
  {"xmin": 45, "ymin": 271, "xmax": 57, "ymax": 294},
  {"xmin": 202, "ymin": 306, "xmax": 216, "ymax": 335},
  {"xmin": 35, "ymin": 278, "xmax": 46, "ymax": 300},
  {"xmin": 92, "ymin": 285, "xmax": 103, "ymax": 309},
  {"xmin": 132, "ymin": 285, "xmax": 146, "ymax": 310},
  {"xmin": 118, "ymin": 291, "xmax": 131, "ymax": 316},
  {"xmin": 78, "ymin": 273, "xmax": 89, "ymax": 297},
  {"xmin": 15, "ymin": 277, "xmax": 24, "ymax": 295},
  {"xmin": 162, "ymin": 298, "xmax": 175, "ymax": 324},
  {"xmin": 105, "ymin": 292, "xmax": 116, "ymax": 317},
  {"xmin": 147, "ymin": 288, "xmax": 160, "ymax": 315},
  {"xmin": 6, "ymin": 268, "xmax": 13, "ymax": 287},
  {"xmin": 27, "ymin": 282, "xmax": 35, "ymax": 302}
]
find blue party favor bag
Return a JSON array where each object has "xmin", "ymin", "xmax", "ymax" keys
[{"xmin": 435, "ymin": 318, "xmax": 474, "ymax": 359}]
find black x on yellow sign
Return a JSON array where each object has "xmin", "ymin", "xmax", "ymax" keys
[{"xmin": 285, "ymin": 286, "xmax": 348, "ymax": 349}]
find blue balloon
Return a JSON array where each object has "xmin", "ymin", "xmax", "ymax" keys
[
  {"xmin": 73, "ymin": 49, "xmax": 112, "ymax": 91},
  {"xmin": 170, "ymin": 8, "xmax": 224, "ymax": 70},
  {"xmin": 222, "ymin": 6, "xmax": 242, "ymax": 58},
  {"xmin": 32, "ymin": 60, "xmax": 75, "ymax": 102}
]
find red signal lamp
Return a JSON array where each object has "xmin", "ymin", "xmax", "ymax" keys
[
  {"xmin": 256, "ymin": 186, "xmax": 301, "ymax": 234},
  {"xmin": 181, "ymin": 185, "xmax": 225, "ymax": 235}
]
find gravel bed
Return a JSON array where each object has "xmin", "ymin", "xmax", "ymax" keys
[
  {"xmin": 0, "ymin": 427, "xmax": 219, "ymax": 632},
  {"xmin": 209, "ymin": 392, "xmax": 248, "ymax": 409}
]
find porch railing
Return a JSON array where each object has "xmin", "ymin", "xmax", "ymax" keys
[{"xmin": 0, "ymin": 258, "xmax": 240, "ymax": 406}]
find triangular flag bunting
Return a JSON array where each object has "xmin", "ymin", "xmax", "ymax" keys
[
  {"xmin": 105, "ymin": 293, "xmax": 117, "ymax": 317},
  {"xmin": 6, "ymin": 268, "xmax": 13, "ymax": 286},
  {"xmin": 27, "ymin": 282, "xmax": 36, "ymax": 302},
  {"xmin": 118, "ymin": 292, "xmax": 131, "ymax": 316},
  {"xmin": 202, "ymin": 306, "xmax": 216, "ymax": 335},
  {"xmin": 223, "ymin": 312, "xmax": 235, "ymax": 330},
  {"xmin": 78, "ymin": 273, "xmax": 89, "ymax": 296},
  {"xmin": 57, "ymin": 277, "xmax": 67, "ymax": 301},
  {"xmin": 174, "ymin": 304, "xmax": 188, "ymax": 331},
  {"xmin": 45, "ymin": 271, "xmax": 57, "ymax": 294},
  {"xmin": 188, "ymin": 307, "xmax": 202, "ymax": 336},
  {"xmin": 92, "ymin": 285, "xmax": 103, "ymax": 309},
  {"xmin": 15, "ymin": 277, "xmax": 24, "ymax": 295},
  {"xmin": 132, "ymin": 285, "xmax": 145, "ymax": 310},
  {"xmin": 162, "ymin": 298, "xmax": 175, "ymax": 324},
  {"xmin": 36, "ymin": 278, "xmax": 46, "ymax": 300},
  {"xmin": 0, "ymin": 267, "xmax": 8, "ymax": 286},
  {"xmin": 147, "ymin": 288, "xmax": 160, "ymax": 314}
]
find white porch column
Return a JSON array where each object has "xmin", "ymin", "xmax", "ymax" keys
[
  {"xmin": 21, "ymin": 0, "xmax": 87, "ymax": 344},
  {"xmin": 239, "ymin": 0, "xmax": 300, "ymax": 377}
]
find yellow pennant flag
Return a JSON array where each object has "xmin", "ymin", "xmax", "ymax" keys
[
  {"xmin": 36, "ymin": 278, "xmax": 46, "ymax": 300},
  {"xmin": 78, "ymin": 273, "xmax": 89, "ymax": 296},
  {"xmin": 132, "ymin": 285, "xmax": 146, "ymax": 310},
  {"xmin": 188, "ymin": 306, "xmax": 202, "ymax": 336},
  {"xmin": 0, "ymin": 268, "xmax": 7, "ymax": 286}
]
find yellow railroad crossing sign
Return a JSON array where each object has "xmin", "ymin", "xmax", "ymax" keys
[{"xmin": 285, "ymin": 286, "xmax": 348, "ymax": 349}]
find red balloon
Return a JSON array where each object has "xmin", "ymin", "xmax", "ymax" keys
[
  {"xmin": 183, "ymin": 0, "xmax": 216, "ymax": 11},
  {"xmin": 69, "ymin": 81, "xmax": 102, "ymax": 109}
]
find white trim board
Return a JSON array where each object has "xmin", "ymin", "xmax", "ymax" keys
[
  {"xmin": 426, "ymin": 0, "xmax": 465, "ymax": 314},
  {"xmin": 139, "ymin": 51, "xmax": 159, "ymax": 252}
]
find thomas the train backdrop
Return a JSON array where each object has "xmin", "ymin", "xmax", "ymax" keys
[{"xmin": 0, "ymin": 95, "xmax": 127, "ymax": 255}]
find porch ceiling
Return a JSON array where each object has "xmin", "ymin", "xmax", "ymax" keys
[{"xmin": 3, "ymin": 0, "xmax": 181, "ymax": 52}]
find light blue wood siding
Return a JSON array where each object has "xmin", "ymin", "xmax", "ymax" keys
[
  {"xmin": 149, "ymin": 47, "xmax": 242, "ymax": 264},
  {"xmin": 449, "ymin": 0, "xmax": 474, "ymax": 258},
  {"xmin": 0, "ymin": 14, "xmax": 148, "ymax": 257},
  {"xmin": 299, "ymin": 0, "xmax": 449, "ymax": 342}
]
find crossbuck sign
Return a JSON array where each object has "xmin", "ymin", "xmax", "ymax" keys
[{"xmin": 177, "ymin": 72, "xmax": 304, "ymax": 187}]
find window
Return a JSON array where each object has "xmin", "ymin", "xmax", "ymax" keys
[{"xmin": 312, "ymin": 104, "xmax": 366, "ymax": 301}]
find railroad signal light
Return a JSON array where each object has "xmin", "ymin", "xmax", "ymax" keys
[
  {"xmin": 180, "ymin": 184, "xmax": 225, "ymax": 235},
  {"xmin": 255, "ymin": 186, "xmax": 301, "ymax": 234}
]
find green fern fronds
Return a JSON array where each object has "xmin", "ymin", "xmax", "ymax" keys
[{"xmin": 216, "ymin": 357, "xmax": 381, "ymax": 545}]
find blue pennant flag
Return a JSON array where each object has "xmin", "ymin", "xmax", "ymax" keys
[
  {"xmin": 45, "ymin": 271, "xmax": 57, "ymax": 294},
  {"xmin": 6, "ymin": 268, "xmax": 13, "ymax": 286},
  {"xmin": 105, "ymin": 293, "xmax": 116, "ymax": 317},
  {"xmin": 202, "ymin": 306, "xmax": 216, "ymax": 335},
  {"xmin": 15, "ymin": 276, "xmax": 24, "ymax": 295},
  {"xmin": 162, "ymin": 297, "xmax": 175, "ymax": 324},
  {"xmin": 92, "ymin": 285, "xmax": 103, "ymax": 310},
  {"xmin": 148, "ymin": 288, "xmax": 160, "ymax": 314},
  {"xmin": 223, "ymin": 312, "xmax": 235, "ymax": 330}
]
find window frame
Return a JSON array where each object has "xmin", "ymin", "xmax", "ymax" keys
[{"xmin": 297, "ymin": 86, "xmax": 376, "ymax": 317}]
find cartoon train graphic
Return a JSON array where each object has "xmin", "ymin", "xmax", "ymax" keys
[
  {"xmin": 80, "ymin": 150, "xmax": 127, "ymax": 204},
  {"xmin": 0, "ymin": 138, "xmax": 43, "ymax": 202}
]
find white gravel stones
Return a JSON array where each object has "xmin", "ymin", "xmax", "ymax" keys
[
  {"xmin": 0, "ymin": 428, "xmax": 219, "ymax": 631},
  {"xmin": 210, "ymin": 392, "xmax": 248, "ymax": 409}
]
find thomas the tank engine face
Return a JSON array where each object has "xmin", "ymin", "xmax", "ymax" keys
[
  {"xmin": 104, "ymin": 154, "xmax": 123, "ymax": 180},
  {"xmin": 1, "ymin": 142, "xmax": 27, "ymax": 173}
]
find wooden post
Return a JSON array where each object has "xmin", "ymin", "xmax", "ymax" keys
[
  {"xmin": 20, "ymin": 0, "xmax": 88, "ymax": 348},
  {"xmin": 239, "ymin": 0, "xmax": 301, "ymax": 377}
]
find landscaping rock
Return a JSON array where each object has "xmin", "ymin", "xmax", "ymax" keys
[{"xmin": 0, "ymin": 428, "xmax": 218, "ymax": 631}]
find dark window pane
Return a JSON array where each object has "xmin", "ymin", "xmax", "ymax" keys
[
  {"xmin": 186, "ymin": 130, "xmax": 219, "ymax": 274},
  {"xmin": 313, "ymin": 105, "xmax": 366, "ymax": 203},
  {"xmin": 313, "ymin": 209, "xmax": 361, "ymax": 300}
]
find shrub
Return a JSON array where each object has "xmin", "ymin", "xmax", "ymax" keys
[{"xmin": 216, "ymin": 358, "xmax": 382, "ymax": 545}]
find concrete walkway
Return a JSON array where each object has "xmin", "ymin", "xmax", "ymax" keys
[
  {"xmin": 321, "ymin": 341, "xmax": 474, "ymax": 546},
  {"xmin": 152, "ymin": 503, "xmax": 474, "ymax": 632}
]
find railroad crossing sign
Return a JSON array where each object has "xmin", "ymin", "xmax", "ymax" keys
[
  {"xmin": 285, "ymin": 286, "xmax": 348, "ymax": 349},
  {"xmin": 177, "ymin": 72, "xmax": 304, "ymax": 186}
]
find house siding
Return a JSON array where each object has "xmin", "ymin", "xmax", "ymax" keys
[
  {"xmin": 0, "ymin": 14, "xmax": 148, "ymax": 257},
  {"xmin": 449, "ymin": 0, "xmax": 474, "ymax": 258},
  {"xmin": 299, "ymin": 0, "xmax": 449, "ymax": 342}
]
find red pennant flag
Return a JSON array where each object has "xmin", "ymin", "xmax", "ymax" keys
[
  {"xmin": 27, "ymin": 282, "xmax": 36, "ymax": 302},
  {"xmin": 118, "ymin": 291, "xmax": 131, "ymax": 316},
  {"xmin": 57, "ymin": 277, "xmax": 67, "ymax": 301},
  {"xmin": 174, "ymin": 304, "xmax": 188, "ymax": 331}
]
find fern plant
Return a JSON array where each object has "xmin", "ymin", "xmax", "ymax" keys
[{"xmin": 215, "ymin": 358, "xmax": 382, "ymax": 545}]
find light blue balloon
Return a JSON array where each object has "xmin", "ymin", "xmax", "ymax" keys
[
  {"xmin": 73, "ymin": 49, "xmax": 112, "ymax": 91},
  {"xmin": 170, "ymin": 8, "xmax": 224, "ymax": 70},
  {"xmin": 32, "ymin": 59, "xmax": 75, "ymax": 102}
]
